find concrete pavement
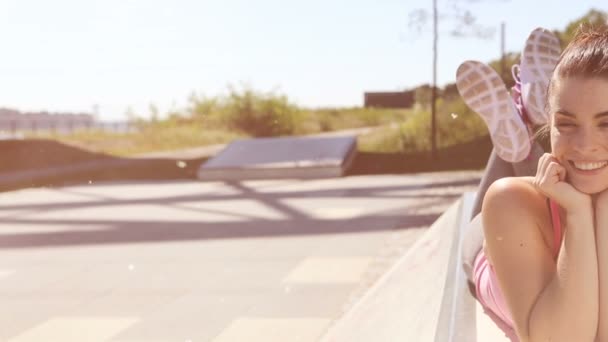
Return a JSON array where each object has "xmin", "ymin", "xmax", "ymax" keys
[{"xmin": 0, "ymin": 171, "xmax": 481, "ymax": 341}]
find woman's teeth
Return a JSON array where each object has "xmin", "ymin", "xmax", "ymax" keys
[{"xmin": 572, "ymin": 161, "xmax": 608, "ymax": 170}]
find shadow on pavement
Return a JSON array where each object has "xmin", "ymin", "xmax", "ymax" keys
[{"xmin": 0, "ymin": 177, "xmax": 479, "ymax": 249}]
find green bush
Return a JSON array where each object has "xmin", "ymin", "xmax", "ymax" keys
[
  {"xmin": 305, "ymin": 107, "xmax": 410, "ymax": 133},
  {"xmin": 359, "ymin": 97, "xmax": 487, "ymax": 153},
  {"xmin": 220, "ymin": 86, "xmax": 304, "ymax": 137},
  {"xmin": 357, "ymin": 126, "xmax": 404, "ymax": 153},
  {"xmin": 185, "ymin": 87, "xmax": 412, "ymax": 136}
]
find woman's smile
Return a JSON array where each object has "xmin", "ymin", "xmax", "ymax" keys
[{"xmin": 568, "ymin": 160, "xmax": 608, "ymax": 174}]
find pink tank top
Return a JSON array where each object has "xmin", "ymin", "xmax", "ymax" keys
[{"xmin": 473, "ymin": 198, "xmax": 562, "ymax": 340}]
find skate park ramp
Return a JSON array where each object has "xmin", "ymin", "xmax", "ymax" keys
[
  {"xmin": 319, "ymin": 192, "xmax": 511, "ymax": 342},
  {"xmin": 197, "ymin": 135, "xmax": 357, "ymax": 181}
]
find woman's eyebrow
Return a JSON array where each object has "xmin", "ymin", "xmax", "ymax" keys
[
  {"xmin": 555, "ymin": 110, "xmax": 575, "ymax": 117},
  {"xmin": 555, "ymin": 110, "xmax": 608, "ymax": 119}
]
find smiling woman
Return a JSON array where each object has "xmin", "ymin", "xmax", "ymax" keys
[
  {"xmin": 461, "ymin": 25, "xmax": 608, "ymax": 342},
  {"xmin": 550, "ymin": 79, "xmax": 608, "ymax": 195}
]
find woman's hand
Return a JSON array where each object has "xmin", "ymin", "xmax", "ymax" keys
[
  {"xmin": 533, "ymin": 153, "xmax": 592, "ymax": 215},
  {"xmin": 596, "ymin": 188, "xmax": 608, "ymax": 209}
]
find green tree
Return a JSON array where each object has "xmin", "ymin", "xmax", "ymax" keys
[
  {"xmin": 414, "ymin": 84, "xmax": 433, "ymax": 110},
  {"xmin": 149, "ymin": 104, "xmax": 160, "ymax": 123},
  {"xmin": 555, "ymin": 9, "xmax": 607, "ymax": 46}
]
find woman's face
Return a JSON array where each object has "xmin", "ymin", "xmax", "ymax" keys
[{"xmin": 550, "ymin": 77, "xmax": 608, "ymax": 194}]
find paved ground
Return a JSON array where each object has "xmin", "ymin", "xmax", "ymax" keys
[{"xmin": 0, "ymin": 171, "xmax": 481, "ymax": 341}]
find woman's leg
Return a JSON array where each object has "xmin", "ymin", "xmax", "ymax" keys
[{"xmin": 462, "ymin": 148, "xmax": 512, "ymax": 285}]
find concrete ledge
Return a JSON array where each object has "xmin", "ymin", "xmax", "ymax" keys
[
  {"xmin": 434, "ymin": 191, "xmax": 511, "ymax": 342},
  {"xmin": 319, "ymin": 195, "xmax": 464, "ymax": 342},
  {"xmin": 318, "ymin": 192, "xmax": 511, "ymax": 342},
  {"xmin": 433, "ymin": 192, "xmax": 477, "ymax": 342}
]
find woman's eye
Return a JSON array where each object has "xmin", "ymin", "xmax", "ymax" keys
[
  {"xmin": 556, "ymin": 123, "xmax": 575, "ymax": 127},
  {"xmin": 600, "ymin": 122, "xmax": 608, "ymax": 127}
]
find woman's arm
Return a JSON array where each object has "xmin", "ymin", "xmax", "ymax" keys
[
  {"xmin": 594, "ymin": 192, "xmax": 608, "ymax": 340},
  {"xmin": 484, "ymin": 177, "xmax": 598, "ymax": 342},
  {"xmin": 527, "ymin": 206, "xmax": 598, "ymax": 342},
  {"xmin": 523, "ymin": 154, "xmax": 599, "ymax": 341}
]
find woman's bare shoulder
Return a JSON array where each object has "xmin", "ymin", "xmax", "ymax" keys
[
  {"xmin": 483, "ymin": 176, "xmax": 553, "ymax": 245},
  {"xmin": 485, "ymin": 176, "xmax": 545, "ymax": 207}
]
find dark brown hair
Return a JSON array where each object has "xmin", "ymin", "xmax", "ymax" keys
[
  {"xmin": 534, "ymin": 24, "xmax": 608, "ymax": 144},
  {"xmin": 553, "ymin": 25, "xmax": 608, "ymax": 80}
]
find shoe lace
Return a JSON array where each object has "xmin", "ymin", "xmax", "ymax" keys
[
  {"xmin": 511, "ymin": 64, "xmax": 535, "ymax": 160},
  {"xmin": 510, "ymin": 64, "xmax": 532, "ymax": 125}
]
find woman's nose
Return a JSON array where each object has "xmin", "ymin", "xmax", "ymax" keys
[{"xmin": 572, "ymin": 130, "xmax": 600, "ymax": 154}]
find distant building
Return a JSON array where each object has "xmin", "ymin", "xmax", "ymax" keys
[
  {"xmin": 0, "ymin": 107, "xmax": 95, "ymax": 133},
  {"xmin": 363, "ymin": 91, "xmax": 415, "ymax": 109}
]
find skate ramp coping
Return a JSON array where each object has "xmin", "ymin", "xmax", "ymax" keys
[{"xmin": 319, "ymin": 192, "xmax": 510, "ymax": 342}]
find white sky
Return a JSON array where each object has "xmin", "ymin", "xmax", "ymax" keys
[{"xmin": 0, "ymin": 0, "xmax": 605, "ymax": 120}]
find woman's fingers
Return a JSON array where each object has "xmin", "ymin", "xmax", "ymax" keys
[
  {"xmin": 545, "ymin": 162, "xmax": 563, "ymax": 184},
  {"xmin": 532, "ymin": 154, "xmax": 592, "ymax": 214},
  {"xmin": 534, "ymin": 153, "xmax": 553, "ymax": 188},
  {"xmin": 557, "ymin": 163, "xmax": 567, "ymax": 182},
  {"xmin": 534, "ymin": 154, "xmax": 569, "ymax": 202},
  {"xmin": 536, "ymin": 154, "xmax": 551, "ymax": 177}
]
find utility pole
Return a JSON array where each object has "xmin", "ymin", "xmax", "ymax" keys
[
  {"xmin": 501, "ymin": 22, "xmax": 506, "ymax": 80},
  {"xmin": 431, "ymin": 0, "xmax": 438, "ymax": 161},
  {"xmin": 410, "ymin": 0, "xmax": 502, "ymax": 161}
]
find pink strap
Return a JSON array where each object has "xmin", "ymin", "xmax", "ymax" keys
[{"xmin": 549, "ymin": 199, "xmax": 562, "ymax": 257}]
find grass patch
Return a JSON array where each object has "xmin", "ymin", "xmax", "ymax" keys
[{"xmin": 28, "ymin": 125, "xmax": 246, "ymax": 156}]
